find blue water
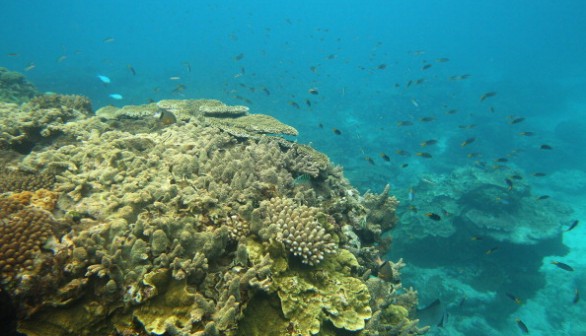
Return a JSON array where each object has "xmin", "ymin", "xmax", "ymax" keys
[{"xmin": 2, "ymin": 1, "xmax": 586, "ymax": 335}]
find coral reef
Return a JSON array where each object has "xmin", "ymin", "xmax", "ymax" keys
[
  {"xmin": 0, "ymin": 67, "xmax": 39, "ymax": 104},
  {"xmin": 0, "ymin": 93, "xmax": 422, "ymax": 335},
  {"xmin": 0, "ymin": 169, "xmax": 55, "ymax": 193}
]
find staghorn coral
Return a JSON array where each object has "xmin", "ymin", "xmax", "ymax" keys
[{"xmin": 258, "ymin": 197, "xmax": 337, "ymax": 266}]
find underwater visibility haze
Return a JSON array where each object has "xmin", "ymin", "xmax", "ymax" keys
[{"xmin": 1, "ymin": 1, "xmax": 586, "ymax": 335}]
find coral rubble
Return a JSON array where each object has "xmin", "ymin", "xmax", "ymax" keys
[{"xmin": 1, "ymin": 94, "xmax": 424, "ymax": 335}]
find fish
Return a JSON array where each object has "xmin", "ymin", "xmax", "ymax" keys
[
  {"xmin": 540, "ymin": 144, "xmax": 553, "ymax": 150},
  {"xmin": 436, "ymin": 58, "xmax": 450, "ymax": 63},
  {"xmin": 461, "ymin": 137, "xmax": 476, "ymax": 147},
  {"xmin": 183, "ymin": 62, "xmax": 192, "ymax": 72},
  {"xmin": 293, "ymin": 173, "xmax": 311, "ymax": 186},
  {"xmin": 103, "ymin": 37, "xmax": 115, "ymax": 43},
  {"xmin": 365, "ymin": 157, "xmax": 375, "ymax": 165},
  {"xmin": 422, "ymin": 64, "xmax": 432, "ymax": 70},
  {"xmin": 310, "ymin": 65, "xmax": 318, "ymax": 73},
  {"xmin": 532, "ymin": 172, "xmax": 546, "ymax": 177},
  {"xmin": 536, "ymin": 195, "xmax": 550, "ymax": 200},
  {"xmin": 97, "ymin": 75, "xmax": 111, "ymax": 84},
  {"xmin": 551, "ymin": 261, "xmax": 574, "ymax": 272},
  {"xmin": 506, "ymin": 293, "xmax": 522, "ymax": 305},
  {"xmin": 308, "ymin": 88, "xmax": 319, "ymax": 95},
  {"xmin": 262, "ymin": 88, "xmax": 271, "ymax": 95},
  {"xmin": 318, "ymin": 123, "xmax": 323, "ymax": 129},
  {"xmin": 480, "ymin": 92, "xmax": 497, "ymax": 101},
  {"xmin": 485, "ymin": 247, "xmax": 499, "ymax": 255},
  {"xmin": 424, "ymin": 212, "xmax": 441, "ymax": 221},
  {"xmin": 234, "ymin": 53, "xmax": 244, "ymax": 61},
  {"xmin": 496, "ymin": 157, "xmax": 509, "ymax": 163},
  {"xmin": 327, "ymin": 54, "xmax": 337, "ymax": 60},
  {"xmin": 411, "ymin": 99, "xmax": 419, "ymax": 107},
  {"xmin": 458, "ymin": 124, "xmax": 477, "ymax": 129},
  {"xmin": 446, "ymin": 109, "xmax": 458, "ymax": 115},
  {"xmin": 379, "ymin": 153, "xmax": 391, "ymax": 161},
  {"xmin": 401, "ymin": 163, "xmax": 409, "ymax": 168},
  {"xmin": 169, "ymin": 76, "xmax": 181, "ymax": 80},
  {"xmin": 127, "ymin": 65, "xmax": 136, "ymax": 76},
  {"xmin": 573, "ymin": 288, "xmax": 580, "ymax": 304},
  {"xmin": 449, "ymin": 74, "xmax": 470, "ymax": 80},
  {"xmin": 466, "ymin": 152, "xmax": 481, "ymax": 158},
  {"xmin": 397, "ymin": 121, "xmax": 414, "ymax": 127},
  {"xmin": 395, "ymin": 149, "xmax": 410, "ymax": 156},
  {"xmin": 416, "ymin": 152, "xmax": 432, "ymax": 158},
  {"xmin": 332, "ymin": 128, "xmax": 342, "ymax": 135},
  {"xmin": 420, "ymin": 139, "xmax": 438, "ymax": 147},
  {"xmin": 407, "ymin": 188, "xmax": 415, "ymax": 202},
  {"xmin": 515, "ymin": 318, "xmax": 529, "ymax": 334},
  {"xmin": 24, "ymin": 63, "xmax": 36, "ymax": 71},
  {"xmin": 519, "ymin": 131, "xmax": 535, "ymax": 136},
  {"xmin": 505, "ymin": 178, "xmax": 513, "ymax": 190},
  {"xmin": 419, "ymin": 116, "xmax": 434, "ymax": 122},
  {"xmin": 153, "ymin": 108, "xmax": 177, "ymax": 125},
  {"xmin": 289, "ymin": 101, "xmax": 300, "ymax": 109},
  {"xmin": 57, "ymin": 55, "xmax": 67, "ymax": 63},
  {"xmin": 566, "ymin": 220, "xmax": 579, "ymax": 232},
  {"xmin": 377, "ymin": 64, "xmax": 387, "ymax": 70},
  {"xmin": 305, "ymin": 99, "xmax": 312, "ymax": 107},
  {"xmin": 470, "ymin": 236, "xmax": 483, "ymax": 241},
  {"xmin": 172, "ymin": 84, "xmax": 186, "ymax": 94},
  {"xmin": 510, "ymin": 174, "xmax": 523, "ymax": 180},
  {"xmin": 377, "ymin": 261, "xmax": 394, "ymax": 282},
  {"xmin": 509, "ymin": 117, "xmax": 525, "ymax": 124},
  {"xmin": 415, "ymin": 78, "xmax": 426, "ymax": 85},
  {"xmin": 108, "ymin": 93, "xmax": 123, "ymax": 100},
  {"xmin": 6, "ymin": 52, "xmax": 19, "ymax": 57}
]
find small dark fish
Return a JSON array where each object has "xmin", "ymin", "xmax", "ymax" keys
[
  {"xmin": 470, "ymin": 236, "xmax": 483, "ymax": 241},
  {"xmin": 127, "ymin": 64, "xmax": 136, "ymax": 76},
  {"xmin": 379, "ymin": 153, "xmax": 391, "ymax": 161},
  {"xmin": 310, "ymin": 65, "xmax": 318, "ymax": 73},
  {"xmin": 425, "ymin": 212, "xmax": 441, "ymax": 221},
  {"xmin": 467, "ymin": 152, "xmax": 481, "ymax": 158},
  {"xmin": 318, "ymin": 123, "xmax": 323, "ymax": 129},
  {"xmin": 377, "ymin": 64, "xmax": 387, "ymax": 70},
  {"xmin": 551, "ymin": 261, "xmax": 574, "ymax": 272},
  {"xmin": 458, "ymin": 124, "xmax": 477, "ymax": 129},
  {"xmin": 397, "ymin": 120, "xmax": 414, "ymax": 127},
  {"xmin": 406, "ymin": 80, "xmax": 413, "ymax": 87},
  {"xmin": 422, "ymin": 64, "xmax": 432, "ymax": 70},
  {"xmin": 6, "ymin": 52, "xmax": 19, "ymax": 57},
  {"xmin": 509, "ymin": 117, "xmax": 525, "ymax": 124},
  {"xmin": 540, "ymin": 144, "xmax": 553, "ymax": 150},
  {"xmin": 327, "ymin": 54, "xmax": 337, "ymax": 60},
  {"xmin": 505, "ymin": 178, "xmax": 513, "ymax": 190},
  {"xmin": 305, "ymin": 99, "xmax": 312, "ymax": 107},
  {"xmin": 461, "ymin": 137, "xmax": 476, "ymax": 147},
  {"xmin": 234, "ymin": 53, "xmax": 244, "ymax": 61},
  {"xmin": 365, "ymin": 156, "xmax": 375, "ymax": 165},
  {"xmin": 480, "ymin": 91, "xmax": 496, "ymax": 101},
  {"xmin": 566, "ymin": 220, "xmax": 579, "ymax": 232},
  {"xmin": 515, "ymin": 318, "xmax": 529, "ymax": 334},
  {"xmin": 536, "ymin": 195, "xmax": 550, "ymax": 200},
  {"xmin": 519, "ymin": 131, "xmax": 535, "ymax": 136},
  {"xmin": 573, "ymin": 288, "xmax": 580, "ymax": 304},
  {"xmin": 308, "ymin": 88, "xmax": 319, "ymax": 95},
  {"xmin": 506, "ymin": 293, "xmax": 522, "ymax": 305},
  {"xmin": 436, "ymin": 57, "xmax": 450, "ymax": 63},
  {"xmin": 416, "ymin": 152, "xmax": 432, "ymax": 158},
  {"xmin": 103, "ymin": 37, "xmax": 115, "ymax": 43},
  {"xmin": 395, "ymin": 149, "xmax": 410, "ymax": 156},
  {"xmin": 532, "ymin": 172, "xmax": 546, "ymax": 177},
  {"xmin": 485, "ymin": 247, "xmax": 499, "ymax": 255},
  {"xmin": 332, "ymin": 128, "xmax": 342, "ymax": 135},
  {"xmin": 420, "ymin": 139, "xmax": 438, "ymax": 147},
  {"xmin": 496, "ymin": 157, "xmax": 509, "ymax": 163},
  {"xmin": 419, "ymin": 116, "xmax": 435, "ymax": 122},
  {"xmin": 263, "ymin": 88, "xmax": 271, "ymax": 95},
  {"xmin": 289, "ymin": 101, "xmax": 300, "ymax": 109},
  {"xmin": 446, "ymin": 109, "xmax": 458, "ymax": 115},
  {"xmin": 415, "ymin": 78, "xmax": 426, "ymax": 85},
  {"xmin": 510, "ymin": 174, "xmax": 523, "ymax": 180},
  {"xmin": 401, "ymin": 163, "xmax": 409, "ymax": 168}
]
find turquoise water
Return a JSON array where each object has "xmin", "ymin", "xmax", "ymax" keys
[{"xmin": 2, "ymin": 1, "xmax": 585, "ymax": 334}]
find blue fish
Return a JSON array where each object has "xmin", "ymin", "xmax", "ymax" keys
[
  {"xmin": 97, "ymin": 75, "xmax": 111, "ymax": 84},
  {"xmin": 109, "ymin": 93, "xmax": 123, "ymax": 100}
]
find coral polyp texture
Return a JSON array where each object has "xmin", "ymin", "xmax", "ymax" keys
[{"xmin": 0, "ymin": 92, "xmax": 424, "ymax": 336}]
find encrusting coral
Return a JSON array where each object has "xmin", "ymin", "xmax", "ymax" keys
[{"xmin": 0, "ymin": 92, "xmax": 424, "ymax": 336}]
